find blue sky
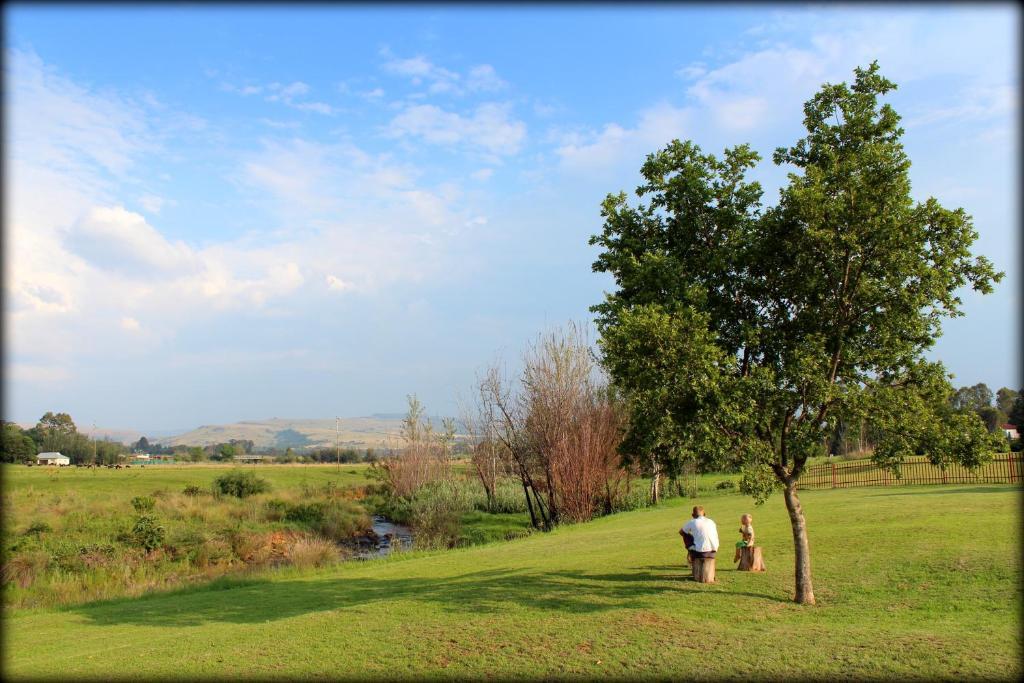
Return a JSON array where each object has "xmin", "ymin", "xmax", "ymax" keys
[{"xmin": 4, "ymin": 4, "xmax": 1019, "ymax": 432}]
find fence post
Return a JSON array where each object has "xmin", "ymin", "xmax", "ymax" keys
[
  {"xmin": 1011, "ymin": 454, "xmax": 1017, "ymax": 484},
  {"xmin": 831, "ymin": 463, "xmax": 836, "ymax": 489}
]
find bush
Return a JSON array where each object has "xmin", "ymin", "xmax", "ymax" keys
[
  {"xmin": 23, "ymin": 520, "xmax": 52, "ymax": 536},
  {"xmin": 130, "ymin": 515, "xmax": 165, "ymax": 552},
  {"xmin": 182, "ymin": 485, "xmax": 204, "ymax": 497},
  {"xmin": 288, "ymin": 535, "xmax": 338, "ymax": 569},
  {"xmin": 2, "ymin": 551, "xmax": 50, "ymax": 588},
  {"xmin": 212, "ymin": 470, "xmax": 270, "ymax": 498},
  {"xmin": 473, "ymin": 478, "xmax": 529, "ymax": 514},
  {"xmin": 282, "ymin": 500, "xmax": 370, "ymax": 541},
  {"xmin": 317, "ymin": 503, "xmax": 371, "ymax": 542},
  {"xmin": 715, "ymin": 480, "xmax": 737, "ymax": 490},
  {"xmin": 263, "ymin": 499, "xmax": 290, "ymax": 521},
  {"xmin": 131, "ymin": 496, "xmax": 156, "ymax": 513}
]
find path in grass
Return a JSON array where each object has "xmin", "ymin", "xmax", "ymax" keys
[{"xmin": 5, "ymin": 485, "xmax": 1020, "ymax": 679}]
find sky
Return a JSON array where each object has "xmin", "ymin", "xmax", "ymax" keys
[{"xmin": 3, "ymin": 4, "xmax": 1020, "ymax": 433}]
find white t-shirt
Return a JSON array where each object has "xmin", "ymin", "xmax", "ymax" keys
[{"xmin": 682, "ymin": 515, "xmax": 720, "ymax": 552}]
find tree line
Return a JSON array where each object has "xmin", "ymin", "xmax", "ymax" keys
[{"xmin": 1, "ymin": 414, "xmax": 385, "ymax": 464}]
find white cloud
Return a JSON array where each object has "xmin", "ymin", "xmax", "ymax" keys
[
  {"xmin": 326, "ymin": 274, "xmax": 353, "ymax": 292},
  {"xmin": 226, "ymin": 78, "xmax": 335, "ymax": 115},
  {"xmin": 381, "ymin": 52, "xmax": 460, "ymax": 94},
  {"xmin": 471, "ymin": 168, "xmax": 494, "ymax": 181},
  {"xmin": 467, "ymin": 65, "xmax": 507, "ymax": 92},
  {"xmin": 555, "ymin": 103, "xmax": 690, "ymax": 174},
  {"xmin": 904, "ymin": 84, "xmax": 1016, "ymax": 128},
  {"xmin": 387, "ymin": 102, "xmax": 526, "ymax": 156},
  {"xmin": 380, "ymin": 50, "xmax": 509, "ymax": 97},
  {"xmin": 7, "ymin": 51, "xmax": 491, "ymax": 403},
  {"xmin": 65, "ymin": 206, "xmax": 200, "ymax": 277},
  {"xmin": 678, "ymin": 9, "xmax": 1018, "ymax": 137},
  {"xmin": 138, "ymin": 194, "xmax": 169, "ymax": 214}
]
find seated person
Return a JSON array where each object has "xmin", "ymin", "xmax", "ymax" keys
[
  {"xmin": 734, "ymin": 513, "xmax": 755, "ymax": 563},
  {"xmin": 679, "ymin": 505, "xmax": 719, "ymax": 563}
]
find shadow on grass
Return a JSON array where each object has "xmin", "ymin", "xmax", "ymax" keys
[
  {"xmin": 71, "ymin": 564, "xmax": 788, "ymax": 628},
  {"xmin": 867, "ymin": 485, "xmax": 1022, "ymax": 497}
]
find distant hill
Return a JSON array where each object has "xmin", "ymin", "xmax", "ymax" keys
[{"xmin": 159, "ymin": 416, "xmax": 407, "ymax": 450}]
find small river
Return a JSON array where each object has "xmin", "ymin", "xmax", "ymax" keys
[{"xmin": 353, "ymin": 515, "xmax": 413, "ymax": 559}]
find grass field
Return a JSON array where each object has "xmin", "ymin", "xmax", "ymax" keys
[
  {"xmin": 2, "ymin": 462, "xmax": 377, "ymax": 497},
  {"xmin": 4, "ymin": 483, "xmax": 1020, "ymax": 680}
]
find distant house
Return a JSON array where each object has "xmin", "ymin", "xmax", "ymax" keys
[
  {"xmin": 234, "ymin": 454, "xmax": 264, "ymax": 463},
  {"xmin": 1002, "ymin": 424, "xmax": 1019, "ymax": 441},
  {"xmin": 37, "ymin": 452, "xmax": 70, "ymax": 466}
]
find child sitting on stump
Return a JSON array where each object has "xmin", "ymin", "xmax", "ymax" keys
[{"xmin": 734, "ymin": 513, "xmax": 755, "ymax": 563}]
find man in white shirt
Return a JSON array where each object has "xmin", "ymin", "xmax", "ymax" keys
[{"xmin": 679, "ymin": 505, "xmax": 719, "ymax": 563}]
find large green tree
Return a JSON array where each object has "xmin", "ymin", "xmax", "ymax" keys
[
  {"xmin": 996, "ymin": 387, "xmax": 1018, "ymax": 417},
  {"xmin": 2, "ymin": 422, "xmax": 38, "ymax": 462},
  {"xmin": 950, "ymin": 383, "xmax": 994, "ymax": 412},
  {"xmin": 591, "ymin": 63, "xmax": 1002, "ymax": 604}
]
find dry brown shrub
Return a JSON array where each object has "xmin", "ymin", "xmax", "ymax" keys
[
  {"xmin": 288, "ymin": 535, "xmax": 339, "ymax": 569},
  {"xmin": 2, "ymin": 551, "xmax": 50, "ymax": 588},
  {"xmin": 522, "ymin": 323, "xmax": 627, "ymax": 523}
]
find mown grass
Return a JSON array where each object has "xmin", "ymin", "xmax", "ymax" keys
[{"xmin": 4, "ymin": 484, "xmax": 1020, "ymax": 680}]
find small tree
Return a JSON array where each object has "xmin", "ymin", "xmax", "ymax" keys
[
  {"xmin": 378, "ymin": 395, "xmax": 452, "ymax": 498},
  {"xmin": 592, "ymin": 63, "xmax": 1002, "ymax": 604}
]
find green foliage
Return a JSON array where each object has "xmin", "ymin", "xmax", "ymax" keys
[
  {"xmin": 995, "ymin": 387, "xmax": 1018, "ymax": 416},
  {"xmin": 1008, "ymin": 391, "xmax": 1024, "ymax": 428},
  {"xmin": 131, "ymin": 496, "xmax": 156, "ymax": 513},
  {"xmin": 950, "ymin": 383, "xmax": 994, "ymax": 412},
  {"xmin": 715, "ymin": 480, "xmax": 736, "ymax": 490},
  {"xmin": 975, "ymin": 406, "xmax": 1007, "ymax": 433},
  {"xmin": 23, "ymin": 520, "xmax": 52, "ymax": 536},
  {"xmin": 130, "ymin": 515, "xmax": 166, "ymax": 552},
  {"xmin": 182, "ymin": 485, "xmax": 204, "ymax": 496},
  {"xmin": 212, "ymin": 470, "xmax": 270, "ymax": 498},
  {"xmin": 591, "ymin": 62, "xmax": 1002, "ymax": 493},
  {"xmin": 2, "ymin": 422, "xmax": 38, "ymax": 463}
]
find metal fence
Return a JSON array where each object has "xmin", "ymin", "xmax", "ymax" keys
[{"xmin": 798, "ymin": 454, "xmax": 1022, "ymax": 490}]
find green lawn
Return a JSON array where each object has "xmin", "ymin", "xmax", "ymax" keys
[{"xmin": 5, "ymin": 484, "xmax": 1020, "ymax": 679}]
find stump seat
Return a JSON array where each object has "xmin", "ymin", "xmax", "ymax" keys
[
  {"xmin": 737, "ymin": 545, "xmax": 766, "ymax": 572},
  {"xmin": 691, "ymin": 556, "xmax": 716, "ymax": 583}
]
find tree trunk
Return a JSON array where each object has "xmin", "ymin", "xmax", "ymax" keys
[
  {"xmin": 521, "ymin": 478, "xmax": 539, "ymax": 529},
  {"xmin": 649, "ymin": 456, "xmax": 661, "ymax": 505},
  {"xmin": 783, "ymin": 482, "xmax": 815, "ymax": 604}
]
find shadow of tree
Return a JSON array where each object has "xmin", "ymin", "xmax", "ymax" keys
[
  {"xmin": 868, "ymin": 486, "xmax": 1021, "ymax": 497},
  {"xmin": 72, "ymin": 565, "xmax": 788, "ymax": 628}
]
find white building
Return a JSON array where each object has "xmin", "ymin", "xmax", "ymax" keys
[
  {"xmin": 1002, "ymin": 424, "xmax": 1019, "ymax": 441},
  {"xmin": 37, "ymin": 452, "xmax": 70, "ymax": 466}
]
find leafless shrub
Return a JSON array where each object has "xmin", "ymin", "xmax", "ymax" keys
[
  {"xmin": 470, "ymin": 323, "xmax": 627, "ymax": 528},
  {"xmin": 378, "ymin": 395, "xmax": 454, "ymax": 498}
]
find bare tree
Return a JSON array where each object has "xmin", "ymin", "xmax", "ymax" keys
[
  {"xmin": 379, "ymin": 395, "xmax": 451, "ymax": 498},
  {"xmin": 471, "ymin": 323, "xmax": 627, "ymax": 529}
]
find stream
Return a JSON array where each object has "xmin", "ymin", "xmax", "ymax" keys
[{"xmin": 352, "ymin": 515, "xmax": 413, "ymax": 559}]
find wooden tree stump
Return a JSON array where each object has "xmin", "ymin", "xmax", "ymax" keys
[
  {"xmin": 737, "ymin": 545, "xmax": 766, "ymax": 572},
  {"xmin": 691, "ymin": 556, "xmax": 716, "ymax": 583}
]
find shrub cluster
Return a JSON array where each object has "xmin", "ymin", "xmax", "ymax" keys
[{"xmin": 212, "ymin": 470, "xmax": 270, "ymax": 498}]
